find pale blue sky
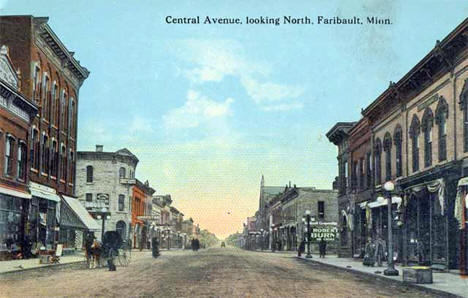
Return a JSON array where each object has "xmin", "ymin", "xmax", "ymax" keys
[{"xmin": 1, "ymin": 0, "xmax": 466, "ymax": 237}]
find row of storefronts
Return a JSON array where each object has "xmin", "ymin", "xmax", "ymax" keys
[{"xmin": 327, "ymin": 18, "xmax": 468, "ymax": 273}]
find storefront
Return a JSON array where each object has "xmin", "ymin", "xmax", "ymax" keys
[
  {"xmin": 0, "ymin": 188, "xmax": 31, "ymax": 260},
  {"xmin": 59, "ymin": 195, "xmax": 100, "ymax": 251},
  {"xmin": 28, "ymin": 182, "xmax": 60, "ymax": 251}
]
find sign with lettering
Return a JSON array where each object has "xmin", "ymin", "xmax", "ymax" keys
[{"xmin": 310, "ymin": 222, "xmax": 338, "ymax": 242}]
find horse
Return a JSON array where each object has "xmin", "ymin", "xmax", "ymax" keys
[{"xmin": 85, "ymin": 240, "xmax": 102, "ymax": 269}]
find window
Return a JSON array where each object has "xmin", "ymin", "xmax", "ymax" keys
[
  {"xmin": 60, "ymin": 91, "xmax": 67, "ymax": 129},
  {"xmin": 461, "ymin": 80, "xmax": 468, "ymax": 152},
  {"xmin": 384, "ymin": 133, "xmax": 392, "ymax": 182},
  {"xmin": 60, "ymin": 145, "xmax": 67, "ymax": 181},
  {"xmin": 69, "ymin": 151, "xmax": 75, "ymax": 185},
  {"xmin": 85, "ymin": 193, "xmax": 92, "ymax": 202},
  {"xmin": 374, "ymin": 139, "xmax": 382, "ymax": 185},
  {"xmin": 51, "ymin": 83, "xmax": 58, "ymax": 126},
  {"xmin": 50, "ymin": 140, "xmax": 58, "ymax": 177},
  {"xmin": 17, "ymin": 142, "xmax": 27, "ymax": 180},
  {"xmin": 318, "ymin": 201, "xmax": 325, "ymax": 219},
  {"xmin": 68, "ymin": 98, "xmax": 75, "ymax": 135},
  {"xmin": 119, "ymin": 167, "xmax": 126, "ymax": 178},
  {"xmin": 394, "ymin": 127, "xmax": 402, "ymax": 177},
  {"xmin": 42, "ymin": 75, "xmax": 50, "ymax": 120},
  {"xmin": 410, "ymin": 115, "xmax": 420, "ymax": 172},
  {"xmin": 118, "ymin": 195, "xmax": 125, "ymax": 211},
  {"xmin": 436, "ymin": 97, "xmax": 448, "ymax": 162},
  {"xmin": 343, "ymin": 160, "xmax": 348, "ymax": 190},
  {"xmin": 366, "ymin": 152, "xmax": 372, "ymax": 188},
  {"xmin": 41, "ymin": 134, "xmax": 49, "ymax": 174},
  {"xmin": 32, "ymin": 66, "xmax": 40, "ymax": 103},
  {"xmin": 351, "ymin": 161, "xmax": 357, "ymax": 190},
  {"xmin": 359, "ymin": 158, "xmax": 364, "ymax": 190},
  {"xmin": 422, "ymin": 108, "xmax": 433, "ymax": 167},
  {"xmin": 30, "ymin": 129, "xmax": 40, "ymax": 170},
  {"xmin": 4, "ymin": 136, "xmax": 14, "ymax": 176},
  {"xmin": 86, "ymin": 165, "xmax": 93, "ymax": 183}
]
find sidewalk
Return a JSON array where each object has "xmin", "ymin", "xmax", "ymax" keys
[
  {"xmin": 298, "ymin": 254, "xmax": 468, "ymax": 298},
  {"xmin": 0, "ymin": 252, "xmax": 85, "ymax": 275}
]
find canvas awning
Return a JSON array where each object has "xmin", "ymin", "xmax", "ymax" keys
[
  {"xmin": 29, "ymin": 182, "xmax": 60, "ymax": 202},
  {"xmin": 0, "ymin": 185, "xmax": 32, "ymax": 199},
  {"xmin": 367, "ymin": 196, "xmax": 402, "ymax": 209},
  {"xmin": 61, "ymin": 195, "xmax": 101, "ymax": 231}
]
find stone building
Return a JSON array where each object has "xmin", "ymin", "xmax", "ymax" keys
[
  {"xmin": 76, "ymin": 145, "xmax": 138, "ymax": 241},
  {"xmin": 328, "ymin": 18, "xmax": 468, "ymax": 271},
  {"xmin": 0, "ymin": 15, "xmax": 90, "ymax": 251},
  {"xmin": 0, "ymin": 45, "xmax": 38, "ymax": 259}
]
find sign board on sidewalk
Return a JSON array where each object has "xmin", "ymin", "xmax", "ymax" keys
[{"xmin": 310, "ymin": 222, "xmax": 338, "ymax": 242}]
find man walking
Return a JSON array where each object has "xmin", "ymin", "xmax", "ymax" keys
[{"xmin": 319, "ymin": 238, "xmax": 327, "ymax": 258}]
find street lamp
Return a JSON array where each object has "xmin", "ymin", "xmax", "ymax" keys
[
  {"xmin": 304, "ymin": 209, "xmax": 312, "ymax": 258},
  {"xmin": 383, "ymin": 181, "xmax": 399, "ymax": 276},
  {"xmin": 96, "ymin": 207, "xmax": 110, "ymax": 241}
]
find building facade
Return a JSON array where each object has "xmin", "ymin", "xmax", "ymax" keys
[
  {"xmin": 132, "ymin": 179, "xmax": 155, "ymax": 249},
  {"xmin": 328, "ymin": 19, "xmax": 468, "ymax": 271},
  {"xmin": 0, "ymin": 15, "xmax": 89, "ymax": 253},
  {"xmin": 0, "ymin": 45, "xmax": 38, "ymax": 259},
  {"xmin": 76, "ymin": 145, "xmax": 138, "ymax": 241}
]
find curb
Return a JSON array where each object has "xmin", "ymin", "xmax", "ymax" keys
[
  {"xmin": 296, "ymin": 257, "xmax": 462, "ymax": 298},
  {"xmin": 0, "ymin": 259, "xmax": 86, "ymax": 276}
]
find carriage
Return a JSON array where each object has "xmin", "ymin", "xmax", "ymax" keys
[{"xmin": 86, "ymin": 231, "xmax": 132, "ymax": 268}]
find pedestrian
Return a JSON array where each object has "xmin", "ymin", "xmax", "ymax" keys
[
  {"xmin": 298, "ymin": 239, "xmax": 305, "ymax": 257},
  {"xmin": 151, "ymin": 237, "xmax": 160, "ymax": 258},
  {"xmin": 319, "ymin": 238, "xmax": 327, "ymax": 258}
]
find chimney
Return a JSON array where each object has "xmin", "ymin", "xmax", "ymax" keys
[{"xmin": 96, "ymin": 145, "xmax": 103, "ymax": 152}]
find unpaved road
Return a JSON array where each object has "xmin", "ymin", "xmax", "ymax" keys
[{"xmin": 0, "ymin": 247, "xmax": 440, "ymax": 297}]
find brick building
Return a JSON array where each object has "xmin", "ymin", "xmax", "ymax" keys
[
  {"xmin": 0, "ymin": 15, "xmax": 89, "ymax": 251},
  {"xmin": 328, "ymin": 18, "xmax": 468, "ymax": 271},
  {"xmin": 132, "ymin": 179, "xmax": 155, "ymax": 249},
  {"xmin": 0, "ymin": 45, "xmax": 37, "ymax": 259}
]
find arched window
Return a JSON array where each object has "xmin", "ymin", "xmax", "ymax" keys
[
  {"xmin": 51, "ymin": 82, "xmax": 58, "ymax": 126},
  {"xmin": 51, "ymin": 140, "xmax": 58, "ymax": 178},
  {"xmin": 30, "ymin": 129, "xmax": 40, "ymax": 170},
  {"xmin": 68, "ymin": 97, "xmax": 75, "ymax": 135},
  {"xmin": 435, "ymin": 97, "xmax": 448, "ymax": 162},
  {"xmin": 119, "ymin": 167, "xmax": 126, "ymax": 178},
  {"xmin": 116, "ymin": 221, "xmax": 126, "ymax": 239},
  {"xmin": 42, "ymin": 74, "xmax": 50, "ymax": 120},
  {"xmin": 383, "ymin": 133, "xmax": 392, "ymax": 181},
  {"xmin": 118, "ymin": 194, "xmax": 125, "ymax": 211},
  {"xmin": 4, "ymin": 136, "xmax": 14, "ymax": 176},
  {"xmin": 374, "ymin": 138, "xmax": 382, "ymax": 185},
  {"xmin": 60, "ymin": 145, "xmax": 67, "ymax": 181},
  {"xmin": 41, "ymin": 134, "xmax": 49, "ymax": 174},
  {"xmin": 17, "ymin": 141, "xmax": 27, "ymax": 180},
  {"xmin": 410, "ymin": 115, "xmax": 420, "ymax": 172},
  {"xmin": 86, "ymin": 165, "xmax": 93, "ymax": 183},
  {"xmin": 69, "ymin": 150, "xmax": 75, "ymax": 185},
  {"xmin": 460, "ymin": 79, "xmax": 468, "ymax": 152},
  {"xmin": 422, "ymin": 108, "xmax": 434, "ymax": 167},
  {"xmin": 394, "ymin": 126, "xmax": 403, "ymax": 177},
  {"xmin": 60, "ymin": 90, "xmax": 67, "ymax": 130}
]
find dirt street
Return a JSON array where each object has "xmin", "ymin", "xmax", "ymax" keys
[{"xmin": 0, "ymin": 247, "xmax": 439, "ymax": 298}]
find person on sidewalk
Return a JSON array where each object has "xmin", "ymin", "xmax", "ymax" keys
[
  {"xmin": 151, "ymin": 237, "xmax": 160, "ymax": 258},
  {"xmin": 298, "ymin": 239, "xmax": 305, "ymax": 257},
  {"xmin": 319, "ymin": 238, "xmax": 327, "ymax": 258}
]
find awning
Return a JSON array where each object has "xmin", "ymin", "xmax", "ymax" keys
[
  {"xmin": 61, "ymin": 195, "xmax": 101, "ymax": 231},
  {"xmin": 29, "ymin": 182, "xmax": 60, "ymax": 202},
  {"xmin": 367, "ymin": 196, "xmax": 402, "ymax": 209},
  {"xmin": 0, "ymin": 185, "xmax": 32, "ymax": 199}
]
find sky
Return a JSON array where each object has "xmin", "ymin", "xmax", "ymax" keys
[{"xmin": 1, "ymin": 0, "xmax": 467, "ymax": 239}]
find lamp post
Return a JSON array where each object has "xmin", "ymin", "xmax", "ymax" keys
[
  {"xmin": 304, "ymin": 210, "xmax": 312, "ymax": 258},
  {"xmin": 96, "ymin": 207, "xmax": 111, "ymax": 241},
  {"xmin": 383, "ymin": 181, "xmax": 399, "ymax": 276},
  {"xmin": 271, "ymin": 224, "xmax": 275, "ymax": 252}
]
